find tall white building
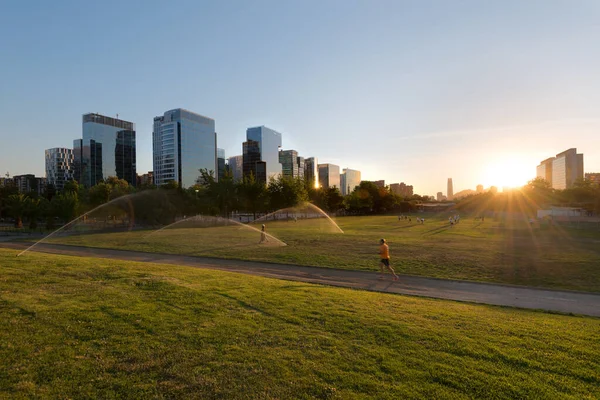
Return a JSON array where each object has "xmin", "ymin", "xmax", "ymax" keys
[
  {"xmin": 340, "ymin": 168, "xmax": 361, "ymax": 195},
  {"xmin": 536, "ymin": 148, "xmax": 583, "ymax": 189},
  {"xmin": 551, "ymin": 148, "xmax": 583, "ymax": 190},
  {"xmin": 153, "ymin": 109, "xmax": 217, "ymax": 188},
  {"xmin": 45, "ymin": 147, "xmax": 74, "ymax": 191}
]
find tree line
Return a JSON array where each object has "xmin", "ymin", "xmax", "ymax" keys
[
  {"xmin": 454, "ymin": 177, "xmax": 600, "ymax": 215},
  {"xmin": 0, "ymin": 170, "xmax": 426, "ymax": 229}
]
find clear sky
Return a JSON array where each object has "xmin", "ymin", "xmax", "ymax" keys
[{"xmin": 1, "ymin": 0, "xmax": 599, "ymax": 196}]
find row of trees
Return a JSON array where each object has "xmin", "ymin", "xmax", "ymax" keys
[{"xmin": 0, "ymin": 171, "xmax": 427, "ymax": 228}]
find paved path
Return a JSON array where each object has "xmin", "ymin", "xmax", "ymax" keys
[{"xmin": 3, "ymin": 242, "xmax": 600, "ymax": 317}]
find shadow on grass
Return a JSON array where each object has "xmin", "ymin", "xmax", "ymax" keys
[
  {"xmin": 422, "ymin": 225, "xmax": 451, "ymax": 236},
  {"xmin": 214, "ymin": 292, "xmax": 301, "ymax": 326}
]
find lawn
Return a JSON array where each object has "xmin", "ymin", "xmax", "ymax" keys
[
  {"xmin": 1, "ymin": 248, "xmax": 599, "ymax": 398},
  {"xmin": 37, "ymin": 214, "xmax": 600, "ymax": 292}
]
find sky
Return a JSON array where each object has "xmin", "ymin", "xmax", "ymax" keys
[{"xmin": 1, "ymin": 0, "xmax": 599, "ymax": 196}]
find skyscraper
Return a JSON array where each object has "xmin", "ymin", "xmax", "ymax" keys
[
  {"xmin": 217, "ymin": 148, "xmax": 226, "ymax": 181},
  {"xmin": 341, "ymin": 168, "xmax": 361, "ymax": 195},
  {"xmin": 318, "ymin": 163, "xmax": 340, "ymax": 189},
  {"xmin": 304, "ymin": 157, "xmax": 318, "ymax": 188},
  {"xmin": 297, "ymin": 156, "xmax": 305, "ymax": 179},
  {"xmin": 447, "ymin": 178, "xmax": 454, "ymax": 200},
  {"xmin": 72, "ymin": 139, "xmax": 83, "ymax": 183},
  {"xmin": 153, "ymin": 109, "xmax": 216, "ymax": 188},
  {"xmin": 242, "ymin": 140, "xmax": 266, "ymax": 183},
  {"xmin": 227, "ymin": 155, "xmax": 243, "ymax": 182},
  {"xmin": 45, "ymin": 148, "xmax": 74, "ymax": 191},
  {"xmin": 81, "ymin": 113, "xmax": 136, "ymax": 188},
  {"xmin": 279, "ymin": 150, "xmax": 300, "ymax": 179},
  {"xmin": 243, "ymin": 126, "xmax": 282, "ymax": 183}
]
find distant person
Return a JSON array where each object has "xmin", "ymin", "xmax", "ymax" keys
[
  {"xmin": 259, "ymin": 224, "xmax": 269, "ymax": 244},
  {"xmin": 378, "ymin": 239, "xmax": 399, "ymax": 281}
]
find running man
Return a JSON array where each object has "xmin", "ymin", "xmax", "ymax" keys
[{"xmin": 378, "ymin": 238, "xmax": 399, "ymax": 281}]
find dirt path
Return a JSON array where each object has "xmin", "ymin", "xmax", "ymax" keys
[{"xmin": 3, "ymin": 241, "xmax": 600, "ymax": 317}]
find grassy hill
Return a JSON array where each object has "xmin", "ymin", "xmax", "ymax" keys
[{"xmin": 1, "ymin": 248, "xmax": 599, "ymax": 398}]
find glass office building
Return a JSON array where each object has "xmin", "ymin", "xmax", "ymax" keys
[
  {"xmin": 245, "ymin": 126, "xmax": 282, "ymax": 183},
  {"xmin": 153, "ymin": 109, "xmax": 217, "ymax": 188},
  {"xmin": 279, "ymin": 150, "xmax": 299, "ymax": 179},
  {"xmin": 318, "ymin": 163, "xmax": 340, "ymax": 189},
  {"xmin": 341, "ymin": 168, "xmax": 361, "ymax": 195},
  {"xmin": 305, "ymin": 157, "xmax": 319, "ymax": 188},
  {"xmin": 243, "ymin": 140, "xmax": 266, "ymax": 183},
  {"xmin": 217, "ymin": 148, "xmax": 226, "ymax": 181},
  {"xmin": 227, "ymin": 155, "xmax": 243, "ymax": 182},
  {"xmin": 81, "ymin": 113, "xmax": 136, "ymax": 187}
]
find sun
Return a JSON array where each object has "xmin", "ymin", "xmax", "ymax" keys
[{"xmin": 482, "ymin": 161, "xmax": 531, "ymax": 189}]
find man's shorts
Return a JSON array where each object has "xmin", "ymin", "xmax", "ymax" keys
[{"xmin": 381, "ymin": 259, "xmax": 390, "ymax": 267}]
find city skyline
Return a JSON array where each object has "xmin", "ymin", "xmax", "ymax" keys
[{"xmin": 1, "ymin": 1, "xmax": 600, "ymax": 195}]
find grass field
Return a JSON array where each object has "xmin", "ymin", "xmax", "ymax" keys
[
  {"xmin": 38, "ymin": 214, "xmax": 600, "ymax": 292},
  {"xmin": 1, "ymin": 248, "xmax": 599, "ymax": 398}
]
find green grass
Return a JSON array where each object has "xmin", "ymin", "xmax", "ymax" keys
[
  {"xmin": 40, "ymin": 214, "xmax": 600, "ymax": 292},
  {"xmin": 1, "ymin": 249, "xmax": 599, "ymax": 399}
]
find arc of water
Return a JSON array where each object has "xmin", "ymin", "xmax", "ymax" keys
[
  {"xmin": 17, "ymin": 191, "xmax": 153, "ymax": 257},
  {"xmin": 251, "ymin": 202, "xmax": 344, "ymax": 233},
  {"xmin": 144, "ymin": 214, "xmax": 287, "ymax": 246}
]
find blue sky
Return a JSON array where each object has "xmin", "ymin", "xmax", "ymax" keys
[{"xmin": 1, "ymin": 0, "xmax": 599, "ymax": 195}]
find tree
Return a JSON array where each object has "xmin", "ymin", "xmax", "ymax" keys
[
  {"xmin": 88, "ymin": 183, "xmax": 111, "ymax": 206},
  {"xmin": 6, "ymin": 194, "xmax": 28, "ymax": 228},
  {"xmin": 238, "ymin": 173, "xmax": 267, "ymax": 218},
  {"xmin": 198, "ymin": 168, "xmax": 237, "ymax": 217},
  {"xmin": 24, "ymin": 196, "xmax": 42, "ymax": 229},
  {"xmin": 325, "ymin": 187, "xmax": 344, "ymax": 213},
  {"xmin": 267, "ymin": 176, "xmax": 308, "ymax": 211}
]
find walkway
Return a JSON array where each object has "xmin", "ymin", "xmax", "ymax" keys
[{"xmin": 2, "ymin": 242, "xmax": 600, "ymax": 317}]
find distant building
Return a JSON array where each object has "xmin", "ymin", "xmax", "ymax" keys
[
  {"xmin": 227, "ymin": 155, "xmax": 243, "ymax": 182},
  {"xmin": 437, "ymin": 192, "xmax": 444, "ymax": 202},
  {"xmin": 137, "ymin": 171, "xmax": 153, "ymax": 187},
  {"xmin": 318, "ymin": 163, "xmax": 340, "ymax": 189},
  {"xmin": 447, "ymin": 178, "xmax": 454, "ymax": 200},
  {"xmin": 45, "ymin": 147, "xmax": 74, "ymax": 191},
  {"xmin": 73, "ymin": 139, "xmax": 83, "ymax": 183},
  {"xmin": 476, "ymin": 184, "xmax": 484, "ymax": 193},
  {"xmin": 585, "ymin": 172, "xmax": 600, "ymax": 186},
  {"xmin": 13, "ymin": 174, "xmax": 46, "ymax": 195},
  {"xmin": 82, "ymin": 113, "xmax": 137, "ymax": 188},
  {"xmin": 536, "ymin": 157, "xmax": 555, "ymax": 185},
  {"xmin": 217, "ymin": 148, "xmax": 226, "ymax": 181},
  {"xmin": 243, "ymin": 126, "xmax": 282, "ymax": 183},
  {"xmin": 372, "ymin": 180, "xmax": 385, "ymax": 188},
  {"xmin": 0, "ymin": 177, "xmax": 14, "ymax": 187},
  {"xmin": 536, "ymin": 149, "xmax": 583, "ymax": 190},
  {"xmin": 551, "ymin": 148, "xmax": 583, "ymax": 189},
  {"xmin": 296, "ymin": 156, "xmax": 305, "ymax": 179},
  {"xmin": 304, "ymin": 157, "xmax": 319, "ymax": 188},
  {"xmin": 340, "ymin": 168, "xmax": 361, "ymax": 195},
  {"xmin": 279, "ymin": 150, "xmax": 300, "ymax": 179},
  {"xmin": 153, "ymin": 108, "xmax": 216, "ymax": 188},
  {"xmin": 390, "ymin": 182, "xmax": 413, "ymax": 197}
]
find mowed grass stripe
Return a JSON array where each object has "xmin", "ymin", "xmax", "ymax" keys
[{"xmin": 1, "ymin": 249, "xmax": 599, "ymax": 399}]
